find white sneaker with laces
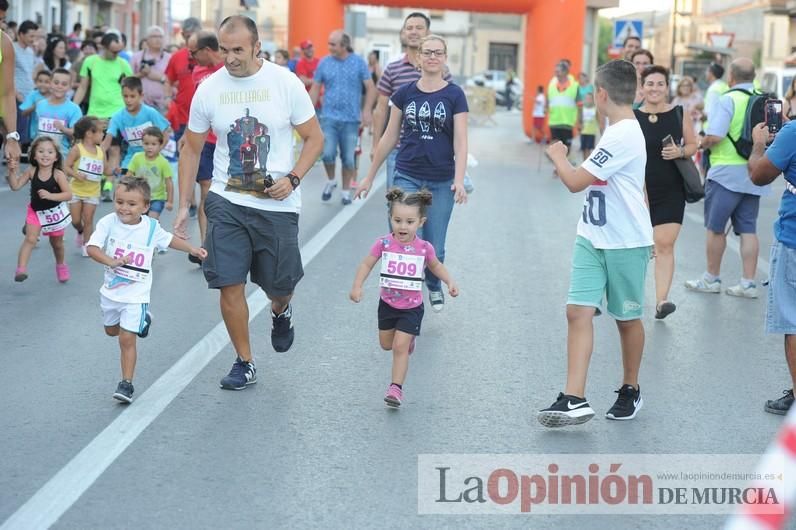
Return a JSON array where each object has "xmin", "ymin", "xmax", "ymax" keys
[
  {"xmin": 684, "ymin": 277, "xmax": 721, "ymax": 293},
  {"xmin": 725, "ymin": 283, "xmax": 758, "ymax": 298}
]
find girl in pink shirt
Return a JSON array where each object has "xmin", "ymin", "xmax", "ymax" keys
[{"xmin": 350, "ymin": 188, "xmax": 459, "ymax": 408}]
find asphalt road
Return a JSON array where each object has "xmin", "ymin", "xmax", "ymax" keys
[{"xmin": 0, "ymin": 112, "xmax": 792, "ymax": 529}]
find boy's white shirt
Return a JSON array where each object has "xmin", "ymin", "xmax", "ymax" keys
[
  {"xmin": 87, "ymin": 213, "xmax": 173, "ymax": 303},
  {"xmin": 577, "ymin": 118, "xmax": 653, "ymax": 249}
]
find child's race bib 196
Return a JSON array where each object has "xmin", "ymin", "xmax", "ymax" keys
[
  {"xmin": 77, "ymin": 156, "xmax": 104, "ymax": 182},
  {"xmin": 379, "ymin": 251, "xmax": 424, "ymax": 291},
  {"xmin": 36, "ymin": 202, "xmax": 71, "ymax": 234},
  {"xmin": 108, "ymin": 237, "xmax": 154, "ymax": 282}
]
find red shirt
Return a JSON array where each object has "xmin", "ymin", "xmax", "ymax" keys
[
  {"xmin": 295, "ymin": 57, "xmax": 319, "ymax": 92},
  {"xmin": 192, "ymin": 61, "xmax": 224, "ymax": 144},
  {"xmin": 165, "ymin": 47, "xmax": 197, "ymax": 130}
]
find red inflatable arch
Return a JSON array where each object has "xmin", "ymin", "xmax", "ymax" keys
[{"xmin": 288, "ymin": 0, "xmax": 586, "ymax": 138}]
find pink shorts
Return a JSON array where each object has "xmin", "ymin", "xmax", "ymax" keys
[{"xmin": 26, "ymin": 204, "xmax": 65, "ymax": 237}]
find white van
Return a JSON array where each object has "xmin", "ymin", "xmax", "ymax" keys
[{"xmin": 760, "ymin": 67, "xmax": 796, "ymax": 98}]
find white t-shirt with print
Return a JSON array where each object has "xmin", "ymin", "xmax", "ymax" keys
[
  {"xmin": 577, "ymin": 119, "xmax": 653, "ymax": 249},
  {"xmin": 88, "ymin": 213, "xmax": 173, "ymax": 303},
  {"xmin": 188, "ymin": 60, "xmax": 316, "ymax": 213}
]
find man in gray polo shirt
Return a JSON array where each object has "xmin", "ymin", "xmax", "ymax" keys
[{"xmin": 686, "ymin": 58, "xmax": 770, "ymax": 298}]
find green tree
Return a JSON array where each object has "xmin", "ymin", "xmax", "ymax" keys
[{"xmin": 597, "ymin": 17, "xmax": 613, "ymax": 66}]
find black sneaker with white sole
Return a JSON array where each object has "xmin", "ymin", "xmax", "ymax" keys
[
  {"xmin": 764, "ymin": 389, "xmax": 794, "ymax": 415},
  {"xmin": 271, "ymin": 304, "xmax": 294, "ymax": 352},
  {"xmin": 605, "ymin": 384, "xmax": 643, "ymax": 420},
  {"xmin": 113, "ymin": 380, "xmax": 134, "ymax": 403},
  {"xmin": 537, "ymin": 392, "xmax": 595, "ymax": 428},
  {"xmin": 219, "ymin": 358, "xmax": 257, "ymax": 390}
]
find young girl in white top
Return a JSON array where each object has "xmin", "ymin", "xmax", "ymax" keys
[{"xmin": 7, "ymin": 136, "xmax": 73, "ymax": 283}]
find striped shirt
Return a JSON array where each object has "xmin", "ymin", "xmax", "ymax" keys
[{"xmin": 377, "ymin": 53, "xmax": 452, "ymax": 97}]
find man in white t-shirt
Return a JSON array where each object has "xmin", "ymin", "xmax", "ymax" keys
[
  {"xmin": 538, "ymin": 60, "xmax": 654, "ymax": 428},
  {"xmin": 173, "ymin": 16, "xmax": 324, "ymax": 391}
]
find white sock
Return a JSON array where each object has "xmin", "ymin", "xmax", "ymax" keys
[
  {"xmin": 741, "ymin": 278, "xmax": 756, "ymax": 288},
  {"xmin": 704, "ymin": 272, "xmax": 720, "ymax": 283},
  {"xmin": 341, "ymin": 189, "xmax": 351, "ymax": 199}
]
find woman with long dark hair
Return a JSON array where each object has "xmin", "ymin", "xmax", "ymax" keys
[
  {"xmin": 43, "ymin": 35, "xmax": 70, "ymax": 71},
  {"xmin": 634, "ymin": 65, "xmax": 698, "ymax": 319}
]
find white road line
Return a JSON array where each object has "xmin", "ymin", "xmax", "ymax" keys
[
  {"xmin": 683, "ymin": 211, "xmax": 770, "ymax": 274},
  {"xmin": 0, "ymin": 174, "xmax": 385, "ymax": 530}
]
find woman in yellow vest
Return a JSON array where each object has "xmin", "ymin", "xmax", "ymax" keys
[{"xmin": 546, "ymin": 61, "xmax": 580, "ymax": 152}]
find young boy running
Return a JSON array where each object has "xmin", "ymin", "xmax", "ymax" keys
[
  {"xmin": 538, "ymin": 60, "xmax": 654, "ymax": 428},
  {"xmin": 102, "ymin": 76, "xmax": 171, "ymax": 181},
  {"xmin": 31, "ymin": 68, "xmax": 83, "ymax": 158}
]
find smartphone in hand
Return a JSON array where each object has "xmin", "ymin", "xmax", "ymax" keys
[
  {"xmin": 661, "ymin": 134, "xmax": 676, "ymax": 147},
  {"xmin": 765, "ymin": 99, "xmax": 783, "ymax": 134}
]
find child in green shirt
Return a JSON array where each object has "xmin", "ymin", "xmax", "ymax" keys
[{"xmin": 127, "ymin": 127, "xmax": 173, "ymax": 220}]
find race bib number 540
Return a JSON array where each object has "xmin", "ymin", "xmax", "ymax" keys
[
  {"xmin": 379, "ymin": 251, "xmax": 424, "ymax": 291},
  {"xmin": 108, "ymin": 238, "xmax": 154, "ymax": 282}
]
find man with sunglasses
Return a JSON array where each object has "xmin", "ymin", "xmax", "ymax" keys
[
  {"xmin": 164, "ymin": 17, "xmax": 201, "ymax": 144},
  {"xmin": 183, "ymin": 30, "xmax": 224, "ymax": 264}
]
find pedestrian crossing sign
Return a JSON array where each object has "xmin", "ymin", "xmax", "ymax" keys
[{"xmin": 613, "ymin": 20, "xmax": 644, "ymax": 48}]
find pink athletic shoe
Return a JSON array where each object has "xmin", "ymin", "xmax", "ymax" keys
[
  {"xmin": 56, "ymin": 263, "xmax": 70, "ymax": 283},
  {"xmin": 384, "ymin": 384, "xmax": 403, "ymax": 408},
  {"xmin": 14, "ymin": 268, "xmax": 28, "ymax": 282}
]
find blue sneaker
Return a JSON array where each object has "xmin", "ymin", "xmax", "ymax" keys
[
  {"xmin": 220, "ymin": 358, "xmax": 257, "ymax": 390},
  {"xmin": 138, "ymin": 312, "xmax": 152, "ymax": 338}
]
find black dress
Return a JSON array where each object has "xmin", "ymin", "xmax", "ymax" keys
[{"xmin": 634, "ymin": 106, "xmax": 686, "ymax": 226}]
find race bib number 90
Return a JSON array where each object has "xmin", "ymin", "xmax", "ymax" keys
[
  {"xmin": 379, "ymin": 251, "xmax": 424, "ymax": 291},
  {"xmin": 36, "ymin": 202, "xmax": 71, "ymax": 234},
  {"xmin": 108, "ymin": 238, "xmax": 154, "ymax": 282}
]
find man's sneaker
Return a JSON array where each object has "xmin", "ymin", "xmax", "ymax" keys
[
  {"xmin": 188, "ymin": 253, "xmax": 203, "ymax": 265},
  {"xmin": 341, "ymin": 195, "xmax": 352, "ymax": 206},
  {"xmin": 537, "ymin": 392, "xmax": 595, "ymax": 427},
  {"xmin": 113, "ymin": 380, "xmax": 134, "ymax": 403},
  {"xmin": 138, "ymin": 312, "xmax": 152, "ymax": 338},
  {"xmin": 321, "ymin": 181, "xmax": 337, "ymax": 201},
  {"xmin": 219, "ymin": 357, "xmax": 257, "ymax": 390},
  {"xmin": 271, "ymin": 304, "xmax": 295, "ymax": 352},
  {"xmin": 429, "ymin": 290, "xmax": 444, "ymax": 312},
  {"xmin": 764, "ymin": 389, "xmax": 794, "ymax": 415},
  {"xmin": 384, "ymin": 384, "xmax": 403, "ymax": 408},
  {"xmin": 685, "ymin": 277, "xmax": 721, "ymax": 293},
  {"xmin": 725, "ymin": 282, "xmax": 758, "ymax": 298},
  {"xmin": 605, "ymin": 384, "xmax": 643, "ymax": 420}
]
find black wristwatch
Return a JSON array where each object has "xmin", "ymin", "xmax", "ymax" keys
[{"xmin": 288, "ymin": 172, "xmax": 301, "ymax": 190}]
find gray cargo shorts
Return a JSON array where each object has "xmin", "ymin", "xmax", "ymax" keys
[{"xmin": 202, "ymin": 192, "xmax": 303, "ymax": 296}]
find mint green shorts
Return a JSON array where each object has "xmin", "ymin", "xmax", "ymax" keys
[{"xmin": 567, "ymin": 236, "xmax": 651, "ymax": 321}]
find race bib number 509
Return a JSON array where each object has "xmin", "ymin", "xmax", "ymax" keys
[{"xmin": 379, "ymin": 251, "xmax": 424, "ymax": 291}]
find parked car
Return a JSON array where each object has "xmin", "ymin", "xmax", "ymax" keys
[{"xmin": 466, "ymin": 70, "xmax": 523, "ymax": 109}]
